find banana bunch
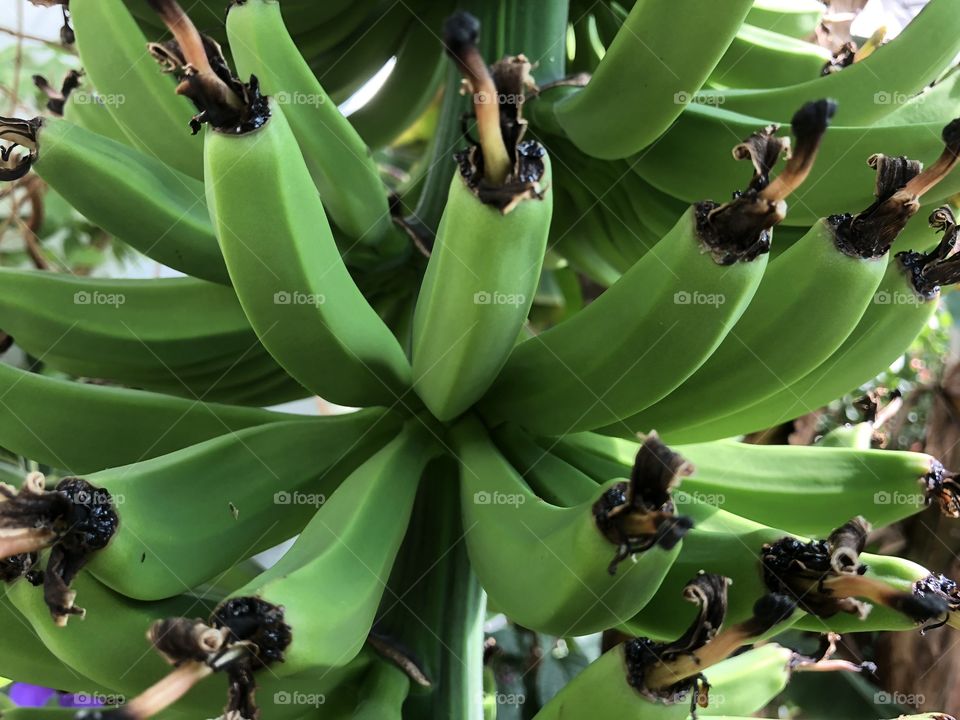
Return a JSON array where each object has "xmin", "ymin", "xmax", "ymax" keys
[{"xmin": 2, "ymin": 0, "xmax": 960, "ymax": 718}]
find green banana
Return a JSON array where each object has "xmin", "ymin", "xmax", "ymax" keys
[
  {"xmin": 70, "ymin": 0, "xmax": 203, "ymax": 179},
  {"xmin": 552, "ymin": 431, "xmax": 959, "ymax": 537},
  {"xmin": 0, "ymin": 116, "xmax": 226, "ymax": 284},
  {"xmin": 88, "ymin": 411, "xmax": 398, "ymax": 600},
  {"xmin": 671, "ymin": 206, "xmax": 960, "ymax": 442},
  {"xmin": 349, "ymin": 660, "xmax": 410, "ymax": 719},
  {"xmin": 710, "ymin": 24, "xmax": 831, "ymax": 89},
  {"xmin": 531, "ymin": 572, "xmax": 797, "ymax": 719},
  {"xmin": 633, "ymin": 94, "xmax": 960, "ymax": 227},
  {"xmin": 199, "ymin": 90, "xmax": 410, "ymax": 407},
  {"xmin": 6, "ymin": 572, "xmax": 225, "ymax": 715},
  {"xmin": 626, "ymin": 511, "xmax": 945, "ymax": 641},
  {"xmin": 453, "ymin": 415, "xmax": 691, "ymax": 636},
  {"xmin": 0, "ymin": 269, "xmax": 306, "ymax": 405},
  {"xmin": 347, "ymin": 9, "xmax": 447, "ymax": 150},
  {"xmin": 695, "ymin": 0, "xmax": 960, "ymax": 125},
  {"xmin": 118, "ymin": 421, "xmax": 434, "ymax": 719},
  {"xmin": 746, "ymin": 0, "xmax": 824, "ymax": 39},
  {"xmin": 0, "ymin": 584, "xmax": 105, "ymax": 693},
  {"xmin": 0, "ymin": 410, "xmax": 398, "ymax": 611},
  {"xmin": 546, "ymin": 0, "xmax": 754, "ymax": 158},
  {"xmin": 0, "ymin": 360, "xmax": 304, "ymax": 474},
  {"xmin": 61, "ymin": 83, "xmax": 131, "ymax": 147},
  {"xmin": 225, "ymin": 0, "xmax": 393, "ymax": 244},
  {"xmin": 614, "ymin": 128, "xmax": 960, "ymax": 440},
  {"xmin": 411, "ymin": 19, "xmax": 552, "ymax": 421},
  {"xmin": 483, "ymin": 102, "xmax": 833, "ymax": 435}
]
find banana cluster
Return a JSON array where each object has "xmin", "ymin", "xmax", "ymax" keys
[{"xmin": 1, "ymin": 0, "xmax": 960, "ymax": 718}]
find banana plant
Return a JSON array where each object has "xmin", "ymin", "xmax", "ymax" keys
[{"xmin": 2, "ymin": 0, "xmax": 960, "ymax": 719}]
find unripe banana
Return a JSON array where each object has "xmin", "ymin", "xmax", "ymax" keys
[
  {"xmin": 0, "ymin": 411, "xmax": 398, "ymax": 612},
  {"xmin": 634, "ymin": 85, "xmax": 960, "ymax": 227},
  {"xmin": 6, "ymin": 573, "xmax": 226, "ymax": 715},
  {"xmin": 746, "ymin": 0, "xmax": 824, "ymax": 39},
  {"xmin": 70, "ymin": 0, "xmax": 203, "ymax": 179},
  {"xmin": 711, "ymin": 24, "xmax": 831, "ymax": 89},
  {"xmin": 552, "ymin": 432, "xmax": 959, "ymax": 537},
  {"xmin": 696, "ymin": 0, "xmax": 960, "ymax": 125},
  {"xmin": 0, "ymin": 116, "xmax": 226, "ymax": 284},
  {"xmin": 225, "ymin": 0, "xmax": 393, "ymax": 244},
  {"xmin": 204, "ymin": 99, "xmax": 410, "ymax": 408},
  {"xmin": 0, "ymin": 361, "xmax": 300, "ymax": 474},
  {"xmin": 627, "ymin": 512, "xmax": 946, "ymax": 641},
  {"xmin": 410, "ymin": 19, "xmax": 553, "ymax": 421},
  {"xmin": 617, "ymin": 128, "xmax": 960, "ymax": 440},
  {"xmin": 61, "ymin": 84, "xmax": 131, "ymax": 147},
  {"xmin": 347, "ymin": 7, "xmax": 447, "ymax": 150},
  {"xmin": 0, "ymin": 269, "xmax": 305, "ymax": 405},
  {"xmin": 548, "ymin": 0, "xmax": 754, "ymax": 158},
  {"xmin": 679, "ymin": 206, "xmax": 960, "ymax": 441},
  {"xmin": 532, "ymin": 573, "xmax": 798, "ymax": 719},
  {"xmin": 453, "ymin": 416, "xmax": 691, "ymax": 636},
  {"xmin": 117, "ymin": 422, "xmax": 435, "ymax": 719},
  {"xmin": 484, "ymin": 102, "xmax": 833, "ymax": 435},
  {"xmin": 0, "ymin": 584, "xmax": 105, "ymax": 693}
]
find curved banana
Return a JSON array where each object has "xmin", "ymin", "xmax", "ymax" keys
[
  {"xmin": 201, "ymin": 97, "xmax": 410, "ymax": 407},
  {"xmin": 115, "ymin": 421, "xmax": 434, "ymax": 719},
  {"xmin": 554, "ymin": 431, "xmax": 959, "ymax": 537},
  {"xmin": 226, "ymin": 0, "xmax": 393, "ymax": 244},
  {"xmin": 412, "ymin": 22, "xmax": 552, "ymax": 421},
  {"xmin": 346, "ymin": 5, "xmax": 447, "ymax": 150},
  {"xmin": 626, "ymin": 512, "xmax": 945, "ymax": 641},
  {"xmin": 710, "ymin": 24, "xmax": 830, "ymax": 89},
  {"xmin": 634, "ymin": 92, "xmax": 960, "ymax": 227},
  {"xmin": 696, "ymin": 0, "xmax": 960, "ymax": 125},
  {"xmin": 0, "ymin": 360, "xmax": 300, "ymax": 474},
  {"xmin": 0, "ymin": 269, "xmax": 305, "ymax": 405},
  {"xmin": 547, "ymin": 0, "xmax": 754, "ymax": 158},
  {"xmin": 672, "ymin": 206, "xmax": 960, "ymax": 442},
  {"xmin": 0, "ymin": 115, "xmax": 226, "ymax": 284},
  {"xmin": 616, "ymin": 130, "xmax": 960, "ymax": 440},
  {"xmin": 746, "ymin": 0, "xmax": 824, "ymax": 39},
  {"xmin": 70, "ymin": 0, "xmax": 203, "ymax": 179},
  {"xmin": 532, "ymin": 572, "xmax": 798, "ymax": 719},
  {"xmin": 482, "ymin": 102, "xmax": 833, "ymax": 435},
  {"xmin": 453, "ymin": 415, "xmax": 691, "ymax": 636}
]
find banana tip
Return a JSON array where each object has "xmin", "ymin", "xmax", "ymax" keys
[
  {"xmin": 443, "ymin": 12, "xmax": 480, "ymax": 56},
  {"xmin": 791, "ymin": 99, "xmax": 837, "ymax": 141}
]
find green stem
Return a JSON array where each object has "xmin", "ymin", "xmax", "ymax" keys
[
  {"xmin": 404, "ymin": 0, "xmax": 507, "ymax": 246},
  {"xmin": 378, "ymin": 455, "xmax": 485, "ymax": 720},
  {"xmin": 503, "ymin": 0, "xmax": 569, "ymax": 84}
]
